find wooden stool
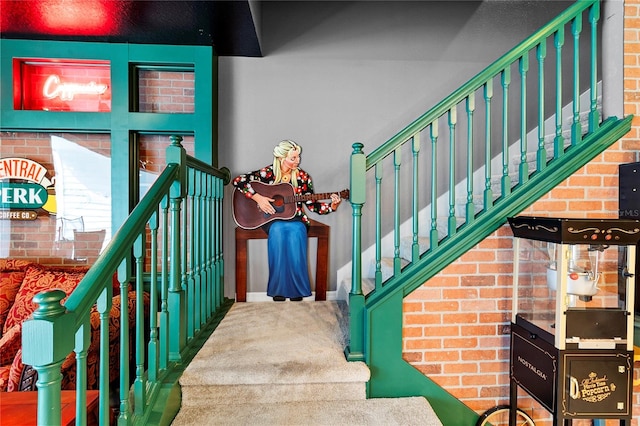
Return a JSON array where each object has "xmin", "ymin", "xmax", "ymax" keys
[
  {"xmin": 235, "ymin": 219, "xmax": 329, "ymax": 302},
  {"xmin": 0, "ymin": 390, "xmax": 100, "ymax": 426}
]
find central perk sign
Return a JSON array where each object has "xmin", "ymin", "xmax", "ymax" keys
[{"xmin": 0, "ymin": 157, "xmax": 56, "ymax": 220}]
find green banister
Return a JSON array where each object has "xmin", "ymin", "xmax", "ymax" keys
[
  {"xmin": 346, "ymin": 1, "xmax": 632, "ymax": 422},
  {"xmin": 27, "ymin": 132, "xmax": 231, "ymax": 425}
]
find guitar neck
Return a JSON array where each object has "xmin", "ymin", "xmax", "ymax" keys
[{"xmin": 289, "ymin": 192, "xmax": 335, "ymax": 203}]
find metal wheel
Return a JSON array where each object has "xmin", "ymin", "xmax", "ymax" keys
[{"xmin": 476, "ymin": 405, "xmax": 535, "ymax": 426}]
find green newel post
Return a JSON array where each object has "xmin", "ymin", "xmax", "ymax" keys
[
  {"xmin": 346, "ymin": 142, "xmax": 366, "ymax": 362},
  {"xmin": 22, "ymin": 290, "xmax": 75, "ymax": 426},
  {"xmin": 166, "ymin": 135, "xmax": 187, "ymax": 361}
]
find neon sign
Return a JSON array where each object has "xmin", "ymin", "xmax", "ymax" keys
[
  {"xmin": 14, "ymin": 59, "xmax": 111, "ymax": 112},
  {"xmin": 42, "ymin": 74, "xmax": 108, "ymax": 101}
]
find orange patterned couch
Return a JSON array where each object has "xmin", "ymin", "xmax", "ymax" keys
[{"xmin": 0, "ymin": 259, "xmax": 148, "ymax": 393}]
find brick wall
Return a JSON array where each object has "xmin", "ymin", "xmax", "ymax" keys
[
  {"xmin": 403, "ymin": 1, "xmax": 640, "ymax": 424},
  {"xmin": 139, "ymin": 70, "xmax": 195, "ymax": 113}
]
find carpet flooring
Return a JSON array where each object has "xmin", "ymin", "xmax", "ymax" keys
[{"xmin": 172, "ymin": 301, "xmax": 442, "ymax": 425}]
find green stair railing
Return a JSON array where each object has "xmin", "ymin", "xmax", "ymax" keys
[
  {"xmin": 21, "ymin": 135, "xmax": 231, "ymax": 426},
  {"xmin": 346, "ymin": 1, "xmax": 631, "ymax": 424}
]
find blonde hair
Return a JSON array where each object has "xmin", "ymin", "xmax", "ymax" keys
[{"xmin": 272, "ymin": 140, "xmax": 302, "ymax": 187}]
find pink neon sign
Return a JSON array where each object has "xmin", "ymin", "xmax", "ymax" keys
[{"xmin": 14, "ymin": 59, "xmax": 111, "ymax": 112}]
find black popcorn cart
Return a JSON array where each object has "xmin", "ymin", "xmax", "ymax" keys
[{"xmin": 508, "ymin": 216, "xmax": 640, "ymax": 425}]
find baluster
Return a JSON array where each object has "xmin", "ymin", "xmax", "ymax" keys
[
  {"xmin": 519, "ymin": 53, "xmax": 529, "ymax": 184},
  {"xmin": 483, "ymin": 80, "xmax": 493, "ymax": 209},
  {"xmin": 148, "ymin": 209, "xmax": 160, "ymax": 382},
  {"xmin": 133, "ymin": 233, "xmax": 146, "ymax": 415},
  {"xmin": 429, "ymin": 121, "xmax": 439, "ymax": 250},
  {"xmin": 501, "ymin": 67, "xmax": 511, "ymax": 197},
  {"xmin": 170, "ymin": 188, "xmax": 185, "ymax": 360},
  {"xmin": 73, "ymin": 320, "xmax": 90, "ymax": 425},
  {"xmin": 204, "ymin": 173, "xmax": 213, "ymax": 317},
  {"xmin": 185, "ymin": 168, "xmax": 195, "ymax": 339},
  {"xmin": 537, "ymin": 41, "xmax": 547, "ymax": 172},
  {"xmin": 95, "ymin": 286, "xmax": 112, "ymax": 425},
  {"xmin": 554, "ymin": 28, "xmax": 565, "ymax": 157},
  {"xmin": 588, "ymin": 2, "xmax": 600, "ymax": 132},
  {"xmin": 448, "ymin": 107, "xmax": 457, "ymax": 235},
  {"xmin": 209, "ymin": 175, "xmax": 216, "ymax": 312},
  {"xmin": 375, "ymin": 163, "xmax": 383, "ymax": 288},
  {"xmin": 393, "ymin": 147, "xmax": 402, "ymax": 276},
  {"xmin": 159, "ymin": 194, "xmax": 170, "ymax": 370},
  {"xmin": 118, "ymin": 259, "xmax": 131, "ymax": 422},
  {"xmin": 198, "ymin": 170, "xmax": 206, "ymax": 323},
  {"xmin": 193, "ymin": 169, "xmax": 201, "ymax": 334},
  {"xmin": 466, "ymin": 94, "xmax": 475, "ymax": 223},
  {"xmin": 571, "ymin": 15, "xmax": 583, "ymax": 145},
  {"xmin": 196, "ymin": 170, "xmax": 204, "ymax": 328},
  {"xmin": 215, "ymin": 176, "xmax": 224, "ymax": 310},
  {"xmin": 411, "ymin": 134, "xmax": 420, "ymax": 263}
]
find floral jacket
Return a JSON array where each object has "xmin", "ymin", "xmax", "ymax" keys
[{"xmin": 232, "ymin": 165, "xmax": 335, "ymax": 226}]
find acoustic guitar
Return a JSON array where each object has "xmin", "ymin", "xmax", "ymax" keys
[{"xmin": 232, "ymin": 181, "xmax": 349, "ymax": 229}]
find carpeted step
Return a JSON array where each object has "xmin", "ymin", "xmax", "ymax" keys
[
  {"xmin": 173, "ymin": 396, "xmax": 443, "ymax": 425},
  {"xmin": 179, "ymin": 301, "xmax": 370, "ymax": 404}
]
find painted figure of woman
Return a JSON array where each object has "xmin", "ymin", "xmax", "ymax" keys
[{"xmin": 232, "ymin": 140, "xmax": 342, "ymax": 301}]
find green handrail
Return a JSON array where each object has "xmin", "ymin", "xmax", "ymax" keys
[{"xmin": 22, "ymin": 135, "xmax": 231, "ymax": 425}]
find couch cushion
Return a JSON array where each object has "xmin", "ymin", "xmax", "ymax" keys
[
  {"xmin": 6, "ymin": 348, "xmax": 23, "ymax": 392},
  {"xmin": 0, "ymin": 365, "xmax": 9, "ymax": 391},
  {"xmin": 3, "ymin": 264, "xmax": 87, "ymax": 334},
  {"xmin": 0, "ymin": 259, "xmax": 33, "ymax": 273},
  {"xmin": 0, "ymin": 272, "xmax": 25, "ymax": 337},
  {"xmin": 0, "ymin": 324, "xmax": 21, "ymax": 366}
]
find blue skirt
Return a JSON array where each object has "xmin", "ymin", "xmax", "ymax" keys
[{"xmin": 266, "ymin": 220, "xmax": 312, "ymax": 298}]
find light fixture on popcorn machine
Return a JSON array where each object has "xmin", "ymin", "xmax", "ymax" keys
[{"xmin": 547, "ymin": 244, "xmax": 605, "ymax": 302}]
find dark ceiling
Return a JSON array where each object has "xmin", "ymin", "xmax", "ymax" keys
[{"xmin": 0, "ymin": 0, "xmax": 262, "ymax": 57}]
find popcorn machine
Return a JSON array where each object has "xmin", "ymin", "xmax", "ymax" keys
[{"xmin": 508, "ymin": 216, "xmax": 640, "ymax": 425}]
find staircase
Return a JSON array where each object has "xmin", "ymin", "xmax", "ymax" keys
[{"xmin": 172, "ymin": 301, "xmax": 443, "ymax": 425}]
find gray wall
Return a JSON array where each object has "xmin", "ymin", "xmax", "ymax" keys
[{"xmin": 218, "ymin": 1, "xmax": 573, "ymax": 298}]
